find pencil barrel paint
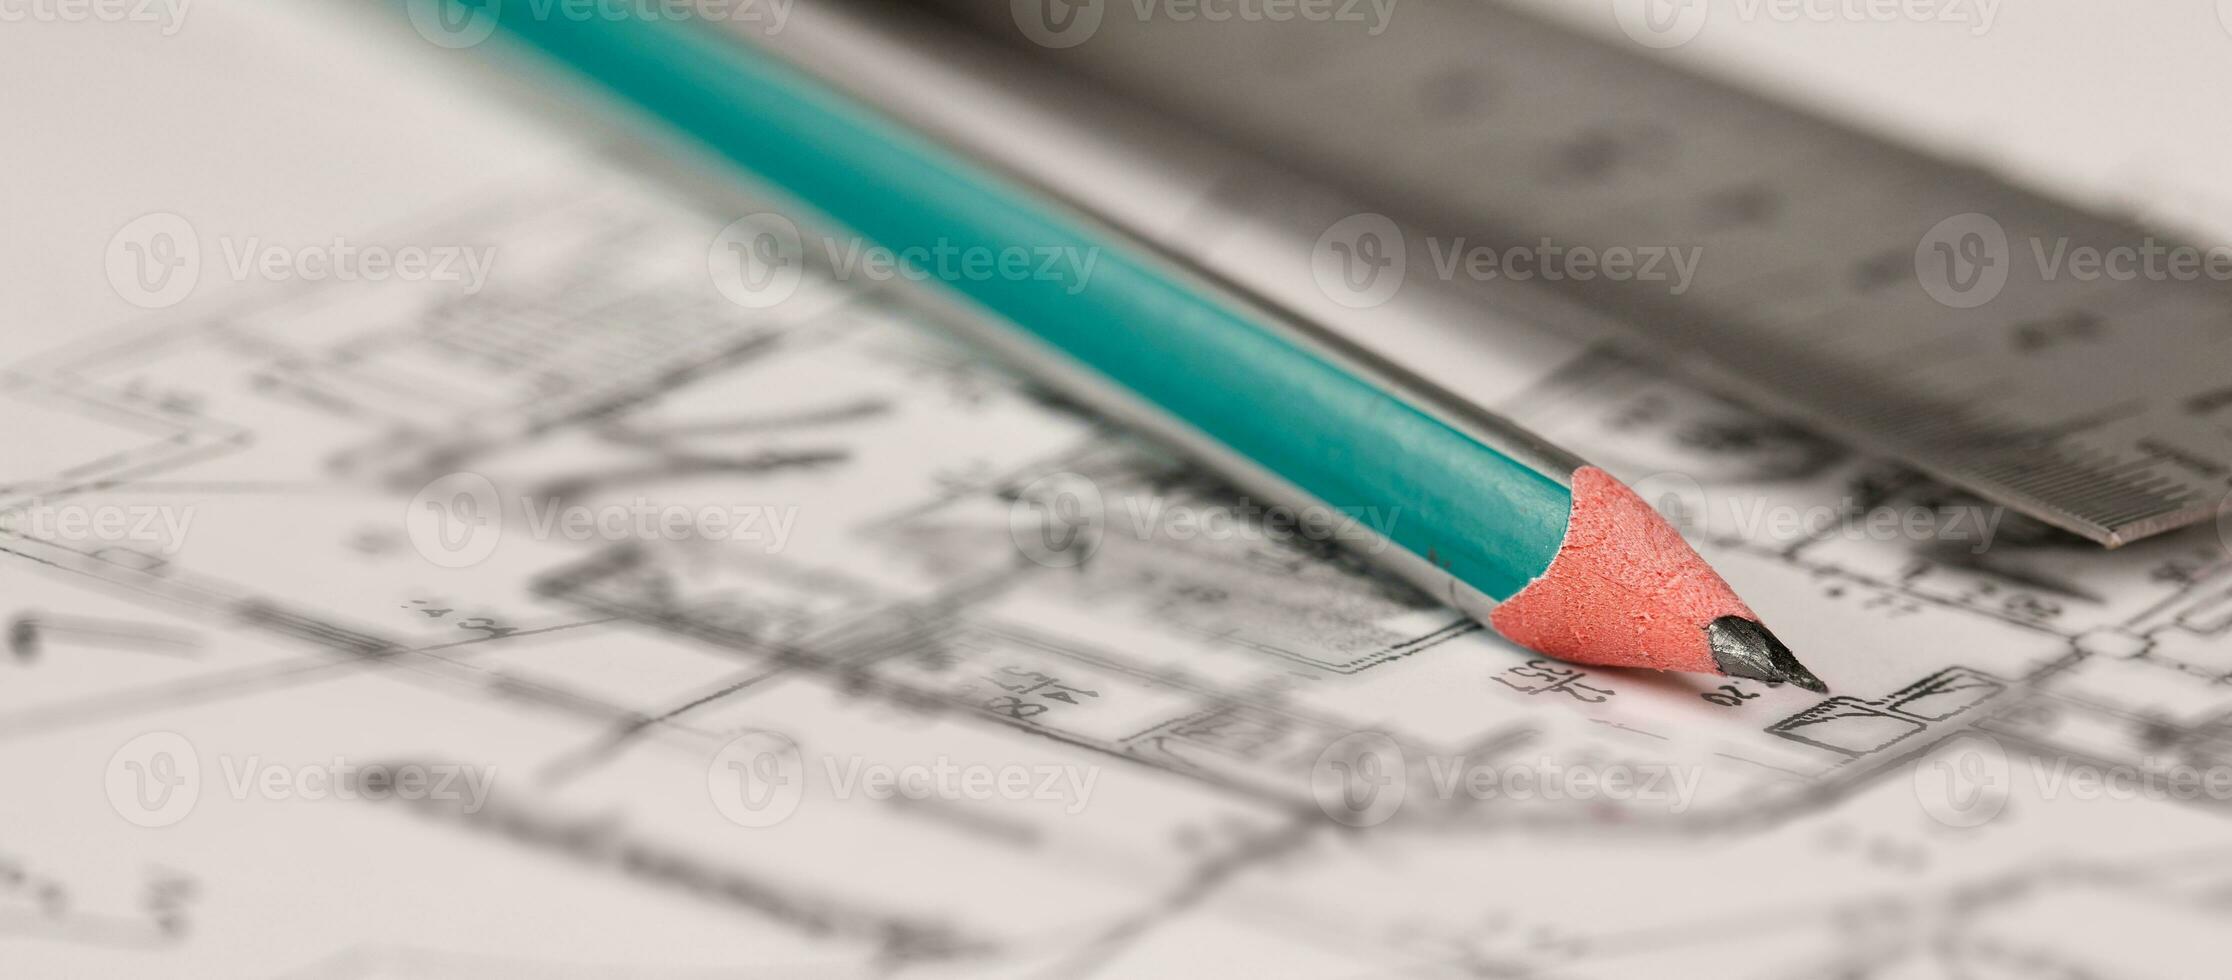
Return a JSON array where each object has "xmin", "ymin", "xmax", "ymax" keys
[{"xmin": 449, "ymin": 0, "xmax": 1572, "ymax": 601}]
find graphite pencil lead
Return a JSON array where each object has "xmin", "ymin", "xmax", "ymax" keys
[{"xmin": 1706, "ymin": 616, "xmax": 1829, "ymax": 694}]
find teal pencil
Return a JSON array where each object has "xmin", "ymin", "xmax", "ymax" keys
[{"xmin": 430, "ymin": 0, "xmax": 1824, "ymax": 690}]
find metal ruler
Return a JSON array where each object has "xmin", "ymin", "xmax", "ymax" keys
[{"xmin": 918, "ymin": 0, "xmax": 2232, "ymax": 546}]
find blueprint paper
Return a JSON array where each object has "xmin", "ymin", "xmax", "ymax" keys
[{"xmin": 4, "ymin": 3, "xmax": 2232, "ymax": 978}]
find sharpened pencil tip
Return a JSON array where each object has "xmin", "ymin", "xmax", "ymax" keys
[{"xmin": 1707, "ymin": 616, "xmax": 1828, "ymax": 694}]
